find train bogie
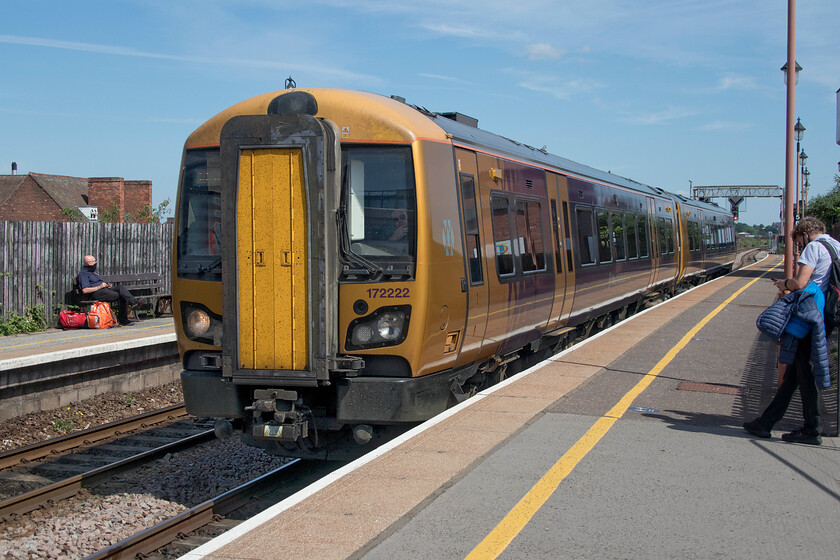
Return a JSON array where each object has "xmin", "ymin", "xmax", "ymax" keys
[{"xmin": 173, "ymin": 88, "xmax": 735, "ymax": 458}]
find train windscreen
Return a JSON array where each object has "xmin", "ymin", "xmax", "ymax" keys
[
  {"xmin": 176, "ymin": 148, "xmax": 222, "ymax": 280},
  {"xmin": 342, "ymin": 146, "xmax": 416, "ymax": 264}
]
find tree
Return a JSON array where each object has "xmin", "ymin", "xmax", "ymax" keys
[{"xmin": 806, "ymin": 175, "xmax": 840, "ymax": 227}]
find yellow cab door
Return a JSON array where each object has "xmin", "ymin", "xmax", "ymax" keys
[
  {"xmin": 453, "ymin": 149, "xmax": 490, "ymax": 368},
  {"xmin": 237, "ymin": 148, "xmax": 309, "ymax": 371}
]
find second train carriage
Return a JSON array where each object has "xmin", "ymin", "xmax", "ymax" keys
[{"xmin": 175, "ymin": 88, "xmax": 735, "ymax": 458}]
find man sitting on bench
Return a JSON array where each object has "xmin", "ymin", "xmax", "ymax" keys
[{"xmin": 77, "ymin": 255, "xmax": 144, "ymax": 326}]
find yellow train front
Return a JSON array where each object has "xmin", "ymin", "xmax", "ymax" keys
[{"xmin": 173, "ymin": 88, "xmax": 735, "ymax": 459}]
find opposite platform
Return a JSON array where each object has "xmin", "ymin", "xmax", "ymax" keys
[{"xmin": 185, "ymin": 255, "xmax": 840, "ymax": 560}]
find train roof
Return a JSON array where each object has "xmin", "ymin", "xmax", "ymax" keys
[{"xmin": 186, "ymin": 87, "xmax": 730, "ymax": 215}]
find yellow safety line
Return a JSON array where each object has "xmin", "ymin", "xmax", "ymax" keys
[{"xmin": 465, "ymin": 259, "xmax": 781, "ymax": 560}]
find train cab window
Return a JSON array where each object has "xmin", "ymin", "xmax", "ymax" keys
[
  {"xmin": 342, "ymin": 146, "xmax": 416, "ymax": 260},
  {"xmin": 626, "ymin": 215, "xmax": 638, "ymax": 259},
  {"xmin": 612, "ymin": 213, "xmax": 626, "ymax": 261},
  {"xmin": 516, "ymin": 200, "xmax": 546, "ymax": 273},
  {"xmin": 576, "ymin": 207, "xmax": 596, "ymax": 266},
  {"xmin": 491, "ymin": 195, "xmax": 515, "ymax": 276},
  {"xmin": 177, "ymin": 148, "xmax": 222, "ymax": 280},
  {"xmin": 597, "ymin": 211, "xmax": 612, "ymax": 263},
  {"xmin": 562, "ymin": 201, "xmax": 574, "ymax": 272},
  {"xmin": 637, "ymin": 215, "xmax": 649, "ymax": 258},
  {"xmin": 459, "ymin": 174, "xmax": 483, "ymax": 285}
]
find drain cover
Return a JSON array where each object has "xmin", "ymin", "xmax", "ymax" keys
[{"xmin": 677, "ymin": 381, "xmax": 742, "ymax": 395}]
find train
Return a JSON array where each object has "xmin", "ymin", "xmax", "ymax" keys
[{"xmin": 173, "ymin": 88, "xmax": 735, "ymax": 459}]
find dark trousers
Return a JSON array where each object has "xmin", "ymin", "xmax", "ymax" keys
[
  {"xmin": 91, "ymin": 286, "xmax": 137, "ymax": 323},
  {"xmin": 758, "ymin": 332, "xmax": 822, "ymax": 434}
]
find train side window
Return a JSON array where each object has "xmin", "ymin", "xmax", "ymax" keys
[
  {"xmin": 666, "ymin": 220, "xmax": 674, "ymax": 254},
  {"xmin": 576, "ymin": 207, "xmax": 596, "ymax": 266},
  {"xmin": 491, "ymin": 195, "xmax": 515, "ymax": 276},
  {"xmin": 597, "ymin": 210, "xmax": 612, "ymax": 263},
  {"xmin": 562, "ymin": 201, "xmax": 574, "ymax": 272},
  {"xmin": 516, "ymin": 200, "xmax": 546, "ymax": 273},
  {"xmin": 638, "ymin": 215, "xmax": 649, "ymax": 258},
  {"xmin": 459, "ymin": 174, "xmax": 483, "ymax": 285},
  {"xmin": 626, "ymin": 215, "xmax": 638, "ymax": 259},
  {"xmin": 550, "ymin": 200, "xmax": 563, "ymax": 272},
  {"xmin": 612, "ymin": 213, "xmax": 626, "ymax": 261}
]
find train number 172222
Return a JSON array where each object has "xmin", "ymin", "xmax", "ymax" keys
[{"xmin": 366, "ymin": 287, "xmax": 410, "ymax": 299}]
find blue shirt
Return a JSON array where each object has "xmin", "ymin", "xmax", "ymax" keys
[{"xmin": 78, "ymin": 267, "xmax": 104, "ymax": 289}]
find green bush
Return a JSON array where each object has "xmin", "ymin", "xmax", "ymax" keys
[{"xmin": 0, "ymin": 304, "xmax": 47, "ymax": 336}]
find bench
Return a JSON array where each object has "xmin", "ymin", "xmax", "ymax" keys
[{"xmin": 73, "ymin": 273, "xmax": 172, "ymax": 320}]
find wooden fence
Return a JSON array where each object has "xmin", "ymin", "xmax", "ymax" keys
[{"xmin": 0, "ymin": 221, "xmax": 174, "ymax": 325}]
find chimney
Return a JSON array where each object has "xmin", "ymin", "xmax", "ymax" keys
[
  {"xmin": 88, "ymin": 177, "xmax": 126, "ymax": 220},
  {"xmin": 11, "ymin": 162, "xmax": 17, "ymax": 175}
]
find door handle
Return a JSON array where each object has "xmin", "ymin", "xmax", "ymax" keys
[{"xmin": 461, "ymin": 277, "xmax": 467, "ymax": 292}]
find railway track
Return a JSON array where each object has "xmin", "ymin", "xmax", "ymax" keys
[
  {"xmin": 83, "ymin": 458, "xmax": 343, "ymax": 560},
  {"xmin": 0, "ymin": 404, "xmax": 190, "ymax": 471},
  {"xmin": 0, "ymin": 405, "xmax": 215, "ymax": 518}
]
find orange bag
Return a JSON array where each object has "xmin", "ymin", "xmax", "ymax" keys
[{"xmin": 87, "ymin": 301, "xmax": 118, "ymax": 329}]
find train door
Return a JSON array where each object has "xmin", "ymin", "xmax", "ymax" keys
[
  {"xmin": 545, "ymin": 173, "xmax": 573, "ymax": 331},
  {"xmin": 646, "ymin": 197, "xmax": 661, "ymax": 288},
  {"xmin": 236, "ymin": 148, "xmax": 309, "ymax": 371},
  {"xmin": 453, "ymin": 149, "xmax": 489, "ymax": 368}
]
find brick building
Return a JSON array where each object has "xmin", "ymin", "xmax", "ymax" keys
[{"xmin": 0, "ymin": 173, "xmax": 152, "ymax": 222}]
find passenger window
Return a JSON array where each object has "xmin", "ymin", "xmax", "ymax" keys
[
  {"xmin": 638, "ymin": 215, "xmax": 649, "ymax": 258},
  {"xmin": 563, "ymin": 201, "xmax": 574, "ymax": 272},
  {"xmin": 626, "ymin": 215, "xmax": 638, "ymax": 259},
  {"xmin": 491, "ymin": 195, "xmax": 515, "ymax": 276},
  {"xmin": 612, "ymin": 213, "xmax": 626, "ymax": 261},
  {"xmin": 597, "ymin": 210, "xmax": 612, "ymax": 263},
  {"xmin": 459, "ymin": 174, "xmax": 483, "ymax": 285},
  {"xmin": 576, "ymin": 207, "xmax": 596, "ymax": 266},
  {"xmin": 516, "ymin": 200, "xmax": 546, "ymax": 273}
]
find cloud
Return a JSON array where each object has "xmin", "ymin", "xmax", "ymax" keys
[
  {"xmin": 418, "ymin": 73, "xmax": 474, "ymax": 85},
  {"xmin": 0, "ymin": 34, "xmax": 379, "ymax": 83},
  {"xmin": 620, "ymin": 106, "xmax": 699, "ymax": 126},
  {"xmin": 715, "ymin": 73, "xmax": 759, "ymax": 91},
  {"xmin": 696, "ymin": 120, "xmax": 755, "ymax": 132},
  {"xmin": 516, "ymin": 74, "xmax": 604, "ymax": 100},
  {"xmin": 526, "ymin": 43, "xmax": 564, "ymax": 60},
  {"xmin": 418, "ymin": 23, "xmax": 486, "ymax": 39}
]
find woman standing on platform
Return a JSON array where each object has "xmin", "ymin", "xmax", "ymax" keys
[{"xmin": 744, "ymin": 217, "xmax": 840, "ymax": 445}]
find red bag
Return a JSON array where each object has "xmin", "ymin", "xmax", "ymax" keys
[
  {"xmin": 87, "ymin": 302, "xmax": 118, "ymax": 329},
  {"xmin": 59, "ymin": 310, "xmax": 87, "ymax": 329}
]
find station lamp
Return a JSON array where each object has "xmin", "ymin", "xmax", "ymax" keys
[
  {"xmin": 794, "ymin": 118, "xmax": 805, "ymax": 141},
  {"xmin": 782, "ymin": 61, "xmax": 802, "ymax": 85},
  {"xmin": 799, "ymin": 150, "xmax": 808, "ymax": 168}
]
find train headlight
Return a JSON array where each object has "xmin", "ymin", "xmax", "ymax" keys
[
  {"xmin": 376, "ymin": 312, "xmax": 403, "ymax": 340},
  {"xmin": 187, "ymin": 309, "xmax": 211, "ymax": 336},
  {"xmin": 181, "ymin": 303, "xmax": 223, "ymax": 346},
  {"xmin": 346, "ymin": 306, "xmax": 411, "ymax": 350}
]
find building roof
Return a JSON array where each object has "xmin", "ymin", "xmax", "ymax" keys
[
  {"xmin": 29, "ymin": 173, "xmax": 89, "ymax": 209},
  {"xmin": 0, "ymin": 175, "xmax": 26, "ymax": 207}
]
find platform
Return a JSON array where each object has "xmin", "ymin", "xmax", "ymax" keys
[
  {"xmin": 0, "ymin": 318, "xmax": 177, "ymax": 420},
  {"xmin": 182, "ymin": 254, "xmax": 840, "ymax": 560}
]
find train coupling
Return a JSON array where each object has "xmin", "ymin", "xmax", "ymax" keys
[{"xmin": 247, "ymin": 389, "xmax": 310, "ymax": 443}]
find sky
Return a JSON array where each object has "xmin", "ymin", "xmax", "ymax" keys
[{"xmin": 2, "ymin": 1, "xmax": 839, "ymax": 227}]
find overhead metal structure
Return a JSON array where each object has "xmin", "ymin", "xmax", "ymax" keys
[
  {"xmin": 691, "ymin": 185, "xmax": 782, "ymax": 202},
  {"xmin": 691, "ymin": 185, "xmax": 782, "ymax": 221}
]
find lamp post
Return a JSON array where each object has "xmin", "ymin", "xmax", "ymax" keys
[
  {"xmin": 798, "ymin": 149, "xmax": 807, "ymax": 220},
  {"xmin": 781, "ymin": 0, "xmax": 798, "ymax": 340},
  {"xmin": 803, "ymin": 168, "xmax": 810, "ymax": 215}
]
